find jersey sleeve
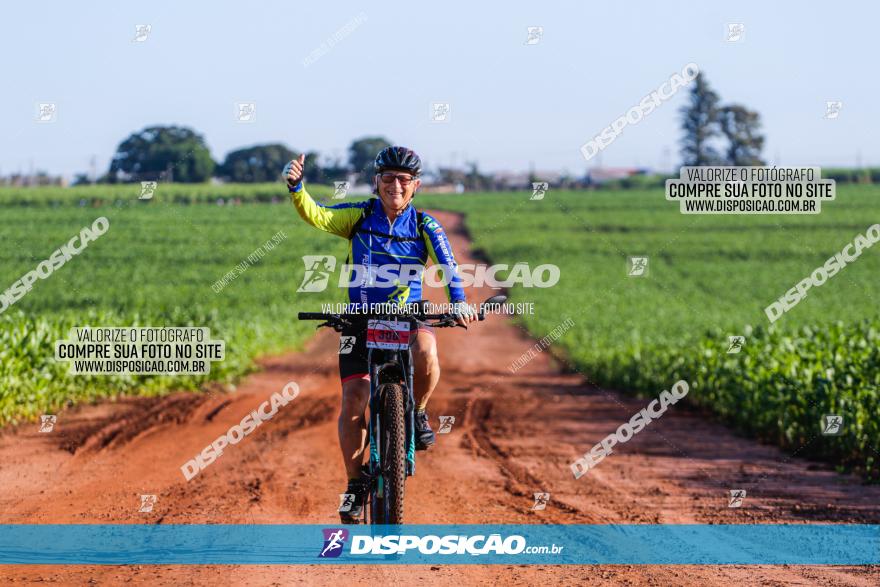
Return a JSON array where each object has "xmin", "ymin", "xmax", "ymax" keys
[
  {"xmin": 420, "ymin": 213, "xmax": 467, "ymax": 303},
  {"xmin": 290, "ymin": 184, "xmax": 363, "ymax": 238}
]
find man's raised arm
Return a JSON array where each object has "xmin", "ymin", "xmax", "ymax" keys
[{"xmin": 284, "ymin": 153, "xmax": 360, "ymax": 238}]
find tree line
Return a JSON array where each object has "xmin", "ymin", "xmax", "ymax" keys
[
  {"xmin": 86, "ymin": 131, "xmax": 394, "ymax": 185},
  {"xmin": 85, "ymin": 72, "xmax": 765, "ymax": 186}
]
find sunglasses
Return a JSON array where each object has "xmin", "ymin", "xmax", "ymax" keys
[{"xmin": 378, "ymin": 172, "xmax": 417, "ymax": 186}]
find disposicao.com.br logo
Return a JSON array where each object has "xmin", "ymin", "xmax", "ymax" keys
[
  {"xmin": 318, "ymin": 529, "xmax": 563, "ymax": 558},
  {"xmin": 318, "ymin": 528, "xmax": 349, "ymax": 558},
  {"xmin": 297, "ymin": 258, "xmax": 561, "ymax": 292}
]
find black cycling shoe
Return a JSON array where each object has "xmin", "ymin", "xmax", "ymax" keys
[
  {"xmin": 415, "ymin": 411, "xmax": 436, "ymax": 451},
  {"xmin": 339, "ymin": 477, "xmax": 368, "ymax": 524}
]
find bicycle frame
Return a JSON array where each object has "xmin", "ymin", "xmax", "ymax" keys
[{"xmin": 296, "ymin": 294, "xmax": 507, "ymax": 524}]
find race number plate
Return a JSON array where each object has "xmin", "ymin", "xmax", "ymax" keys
[{"xmin": 366, "ymin": 319, "xmax": 411, "ymax": 350}]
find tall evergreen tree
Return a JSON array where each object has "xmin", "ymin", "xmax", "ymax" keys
[
  {"xmin": 679, "ymin": 73, "xmax": 722, "ymax": 166},
  {"xmin": 718, "ymin": 105, "xmax": 766, "ymax": 166}
]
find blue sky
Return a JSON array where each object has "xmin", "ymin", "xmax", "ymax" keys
[{"xmin": 1, "ymin": 1, "xmax": 877, "ymax": 178}]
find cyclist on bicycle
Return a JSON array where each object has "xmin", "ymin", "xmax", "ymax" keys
[{"xmin": 284, "ymin": 146, "xmax": 475, "ymax": 523}]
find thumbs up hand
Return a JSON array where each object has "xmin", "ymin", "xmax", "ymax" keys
[{"xmin": 284, "ymin": 153, "xmax": 306, "ymax": 189}]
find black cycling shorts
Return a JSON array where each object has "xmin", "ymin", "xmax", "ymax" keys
[{"xmin": 338, "ymin": 322, "xmax": 435, "ymax": 384}]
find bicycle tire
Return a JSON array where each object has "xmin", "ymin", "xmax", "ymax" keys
[{"xmin": 379, "ymin": 383, "xmax": 407, "ymax": 524}]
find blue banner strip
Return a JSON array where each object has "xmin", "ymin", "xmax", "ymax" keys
[{"xmin": 0, "ymin": 524, "xmax": 877, "ymax": 565}]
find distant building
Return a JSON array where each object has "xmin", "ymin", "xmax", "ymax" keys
[
  {"xmin": 585, "ymin": 167, "xmax": 648, "ymax": 185},
  {"xmin": 420, "ymin": 183, "xmax": 460, "ymax": 194},
  {"xmin": 490, "ymin": 170, "xmax": 565, "ymax": 190}
]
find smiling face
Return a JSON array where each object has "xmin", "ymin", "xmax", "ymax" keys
[{"xmin": 376, "ymin": 170, "xmax": 421, "ymax": 216}]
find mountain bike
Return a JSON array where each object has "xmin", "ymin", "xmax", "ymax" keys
[{"xmin": 298, "ymin": 295, "xmax": 505, "ymax": 524}]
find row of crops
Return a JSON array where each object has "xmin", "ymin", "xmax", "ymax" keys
[
  {"xmin": 0, "ymin": 182, "xmax": 332, "ymax": 206},
  {"xmin": 585, "ymin": 321, "xmax": 880, "ymax": 479},
  {"xmin": 1, "ymin": 183, "xmax": 878, "ymax": 478},
  {"xmin": 419, "ymin": 185, "xmax": 880, "ymax": 479},
  {"xmin": 0, "ymin": 195, "xmax": 344, "ymax": 424}
]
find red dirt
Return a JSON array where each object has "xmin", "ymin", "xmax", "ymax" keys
[{"xmin": 1, "ymin": 211, "xmax": 878, "ymax": 586}]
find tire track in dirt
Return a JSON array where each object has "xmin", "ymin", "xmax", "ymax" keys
[{"xmin": 463, "ymin": 396, "xmax": 603, "ymax": 523}]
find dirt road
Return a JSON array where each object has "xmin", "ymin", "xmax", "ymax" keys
[{"xmin": 1, "ymin": 211, "xmax": 878, "ymax": 586}]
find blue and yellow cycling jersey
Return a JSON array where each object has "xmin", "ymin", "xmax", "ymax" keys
[{"xmin": 290, "ymin": 184, "xmax": 467, "ymax": 305}]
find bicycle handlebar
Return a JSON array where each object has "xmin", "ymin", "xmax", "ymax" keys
[
  {"xmin": 298, "ymin": 312, "xmax": 331, "ymax": 321},
  {"xmin": 296, "ymin": 295, "xmax": 508, "ymax": 327},
  {"xmin": 296, "ymin": 311, "xmax": 465, "ymax": 328}
]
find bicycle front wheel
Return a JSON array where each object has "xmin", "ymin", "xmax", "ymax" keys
[{"xmin": 379, "ymin": 383, "xmax": 406, "ymax": 524}]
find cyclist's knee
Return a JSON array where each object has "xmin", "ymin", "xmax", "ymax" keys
[
  {"xmin": 412, "ymin": 338, "xmax": 439, "ymax": 372},
  {"xmin": 341, "ymin": 379, "xmax": 370, "ymax": 419}
]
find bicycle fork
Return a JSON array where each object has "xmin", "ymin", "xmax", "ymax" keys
[{"xmin": 366, "ymin": 348, "xmax": 417, "ymax": 521}]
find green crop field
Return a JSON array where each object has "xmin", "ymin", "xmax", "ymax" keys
[
  {"xmin": 419, "ymin": 185, "xmax": 880, "ymax": 479},
  {"xmin": 1, "ymin": 183, "xmax": 878, "ymax": 478},
  {"xmin": 0, "ymin": 184, "xmax": 341, "ymax": 425},
  {"xmin": 0, "ymin": 182, "xmax": 324, "ymax": 206}
]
